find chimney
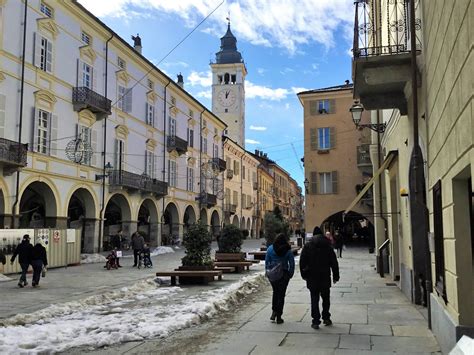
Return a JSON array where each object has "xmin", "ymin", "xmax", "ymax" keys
[
  {"xmin": 132, "ymin": 33, "xmax": 142, "ymax": 54},
  {"xmin": 177, "ymin": 73, "xmax": 184, "ymax": 88}
]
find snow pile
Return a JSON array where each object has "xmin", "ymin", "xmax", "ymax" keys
[
  {"xmin": 0, "ymin": 272, "xmax": 266, "ymax": 353},
  {"xmin": 0, "ymin": 274, "xmax": 12, "ymax": 282},
  {"xmin": 80, "ymin": 253, "xmax": 106, "ymax": 264},
  {"xmin": 150, "ymin": 246, "xmax": 174, "ymax": 256}
]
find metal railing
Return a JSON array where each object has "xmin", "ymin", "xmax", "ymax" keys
[
  {"xmin": 72, "ymin": 87, "xmax": 112, "ymax": 115},
  {"xmin": 357, "ymin": 144, "xmax": 372, "ymax": 166},
  {"xmin": 0, "ymin": 138, "xmax": 28, "ymax": 167},
  {"xmin": 224, "ymin": 203, "xmax": 237, "ymax": 214},
  {"xmin": 109, "ymin": 170, "xmax": 168, "ymax": 196},
  {"xmin": 353, "ymin": 0, "xmax": 422, "ymax": 58},
  {"xmin": 167, "ymin": 135, "xmax": 188, "ymax": 154},
  {"xmin": 210, "ymin": 157, "xmax": 226, "ymax": 172}
]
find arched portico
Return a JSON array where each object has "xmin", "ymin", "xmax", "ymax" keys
[
  {"xmin": 138, "ymin": 198, "xmax": 159, "ymax": 246},
  {"xmin": 104, "ymin": 193, "xmax": 132, "ymax": 250},
  {"xmin": 232, "ymin": 215, "xmax": 239, "ymax": 226},
  {"xmin": 199, "ymin": 208, "xmax": 208, "ymax": 226},
  {"xmin": 67, "ymin": 187, "xmax": 97, "ymax": 253},
  {"xmin": 19, "ymin": 181, "xmax": 58, "ymax": 228},
  {"xmin": 210, "ymin": 210, "xmax": 220, "ymax": 239},
  {"xmin": 162, "ymin": 202, "xmax": 180, "ymax": 245},
  {"xmin": 183, "ymin": 205, "xmax": 197, "ymax": 236}
]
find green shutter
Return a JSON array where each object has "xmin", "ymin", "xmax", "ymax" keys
[
  {"xmin": 329, "ymin": 99, "xmax": 336, "ymax": 114},
  {"xmin": 332, "ymin": 171, "xmax": 338, "ymax": 194},
  {"xmin": 309, "ymin": 100, "xmax": 317, "ymax": 116},
  {"xmin": 330, "ymin": 127, "xmax": 335, "ymax": 149},
  {"xmin": 310, "ymin": 128, "xmax": 318, "ymax": 151}
]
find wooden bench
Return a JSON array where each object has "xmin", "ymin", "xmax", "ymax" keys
[
  {"xmin": 156, "ymin": 270, "xmax": 223, "ymax": 286},
  {"xmin": 213, "ymin": 261, "xmax": 253, "ymax": 272},
  {"xmin": 247, "ymin": 251, "xmax": 266, "ymax": 261},
  {"xmin": 213, "ymin": 266, "xmax": 236, "ymax": 273}
]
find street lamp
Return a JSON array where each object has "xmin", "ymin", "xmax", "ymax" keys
[
  {"xmin": 304, "ymin": 178, "xmax": 309, "ymax": 194},
  {"xmin": 95, "ymin": 162, "xmax": 113, "ymax": 181},
  {"xmin": 349, "ymin": 101, "xmax": 386, "ymax": 133}
]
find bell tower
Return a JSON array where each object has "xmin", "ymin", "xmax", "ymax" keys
[{"xmin": 211, "ymin": 22, "xmax": 247, "ymax": 147}]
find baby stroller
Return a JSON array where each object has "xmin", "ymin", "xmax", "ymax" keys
[
  {"xmin": 105, "ymin": 250, "xmax": 119, "ymax": 270},
  {"xmin": 138, "ymin": 247, "xmax": 153, "ymax": 269}
]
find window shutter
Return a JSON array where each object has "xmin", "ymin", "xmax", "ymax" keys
[
  {"xmin": 0, "ymin": 94, "xmax": 5, "ymax": 138},
  {"xmin": 310, "ymin": 128, "xmax": 318, "ymax": 150},
  {"xmin": 330, "ymin": 127, "xmax": 336, "ymax": 148},
  {"xmin": 125, "ymin": 88, "xmax": 132, "ymax": 113},
  {"xmin": 309, "ymin": 100, "xmax": 317, "ymax": 115},
  {"xmin": 144, "ymin": 150, "xmax": 148, "ymax": 175},
  {"xmin": 49, "ymin": 113, "xmax": 58, "ymax": 156},
  {"xmin": 329, "ymin": 99, "xmax": 336, "ymax": 114},
  {"xmin": 151, "ymin": 105, "xmax": 155, "ymax": 127},
  {"xmin": 76, "ymin": 59, "xmax": 82, "ymax": 87},
  {"xmin": 310, "ymin": 171, "xmax": 317, "ymax": 195},
  {"xmin": 91, "ymin": 129, "xmax": 97, "ymax": 166},
  {"xmin": 46, "ymin": 40, "xmax": 53, "ymax": 73},
  {"xmin": 32, "ymin": 108, "xmax": 39, "ymax": 152},
  {"xmin": 113, "ymin": 138, "xmax": 120, "ymax": 170},
  {"xmin": 33, "ymin": 32, "xmax": 41, "ymax": 68},
  {"xmin": 92, "ymin": 66, "xmax": 97, "ymax": 91},
  {"xmin": 167, "ymin": 159, "xmax": 170, "ymax": 183},
  {"xmin": 332, "ymin": 171, "xmax": 338, "ymax": 194},
  {"xmin": 145, "ymin": 103, "xmax": 150, "ymax": 125}
]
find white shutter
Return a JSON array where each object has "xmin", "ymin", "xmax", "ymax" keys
[
  {"xmin": 150, "ymin": 152, "xmax": 155, "ymax": 178},
  {"xmin": 118, "ymin": 86, "xmax": 125, "ymax": 111},
  {"xmin": 91, "ymin": 129, "xmax": 97, "ymax": 166},
  {"xmin": 125, "ymin": 88, "xmax": 132, "ymax": 113},
  {"xmin": 151, "ymin": 105, "xmax": 155, "ymax": 127},
  {"xmin": 32, "ymin": 108, "xmax": 39, "ymax": 151},
  {"xmin": 33, "ymin": 32, "xmax": 41, "ymax": 68},
  {"xmin": 144, "ymin": 150, "xmax": 148, "ymax": 175},
  {"xmin": 92, "ymin": 67, "xmax": 97, "ymax": 91},
  {"xmin": 145, "ymin": 102, "xmax": 150, "ymax": 124},
  {"xmin": 113, "ymin": 138, "xmax": 119, "ymax": 170},
  {"xmin": 49, "ymin": 113, "xmax": 58, "ymax": 156},
  {"xmin": 0, "ymin": 94, "xmax": 5, "ymax": 138},
  {"xmin": 76, "ymin": 59, "xmax": 81, "ymax": 87},
  {"xmin": 46, "ymin": 39, "xmax": 53, "ymax": 73}
]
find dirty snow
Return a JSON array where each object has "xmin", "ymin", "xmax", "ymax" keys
[
  {"xmin": 150, "ymin": 246, "xmax": 174, "ymax": 256},
  {"xmin": 0, "ymin": 274, "xmax": 12, "ymax": 282},
  {"xmin": 80, "ymin": 253, "xmax": 106, "ymax": 264}
]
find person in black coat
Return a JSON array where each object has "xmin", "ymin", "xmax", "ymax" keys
[
  {"xmin": 333, "ymin": 230, "xmax": 344, "ymax": 258},
  {"xmin": 10, "ymin": 234, "xmax": 33, "ymax": 288},
  {"xmin": 30, "ymin": 241, "xmax": 48, "ymax": 287},
  {"xmin": 300, "ymin": 226, "xmax": 340, "ymax": 329}
]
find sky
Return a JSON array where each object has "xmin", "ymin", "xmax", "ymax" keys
[{"xmin": 77, "ymin": 0, "xmax": 355, "ymax": 189}]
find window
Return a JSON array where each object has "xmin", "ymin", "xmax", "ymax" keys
[
  {"xmin": 145, "ymin": 150, "xmax": 154, "ymax": 178},
  {"xmin": 201, "ymin": 137, "xmax": 208, "ymax": 154},
  {"xmin": 233, "ymin": 191, "xmax": 238, "ymax": 206},
  {"xmin": 117, "ymin": 86, "xmax": 132, "ymax": 112},
  {"xmin": 225, "ymin": 188, "xmax": 231, "ymax": 204},
  {"xmin": 146, "ymin": 103, "xmax": 154, "ymax": 126},
  {"xmin": 218, "ymin": 75, "xmax": 223, "ymax": 84},
  {"xmin": 82, "ymin": 62, "xmax": 92, "ymax": 89},
  {"xmin": 81, "ymin": 31, "xmax": 91, "ymax": 45},
  {"xmin": 0, "ymin": 94, "xmax": 5, "ymax": 138},
  {"xmin": 318, "ymin": 127, "xmax": 330, "ymax": 150},
  {"xmin": 187, "ymin": 167, "xmax": 194, "ymax": 191},
  {"xmin": 35, "ymin": 34, "xmax": 53, "ymax": 73},
  {"xmin": 231, "ymin": 74, "xmax": 236, "ymax": 84},
  {"xmin": 40, "ymin": 2, "xmax": 53, "ymax": 18},
  {"xmin": 213, "ymin": 144, "xmax": 218, "ymax": 158},
  {"xmin": 247, "ymin": 195, "xmax": 252, "ymax": 209},
  {"xmin": 242, "ymin": 165, "xmax": 246, "ymax": 179},
  {"xmin": 37, "ymin": 109, "xmax": 49, "ymax": 154},
  {"xmin": 233, "ymin": 160, "xmax": 240, "ymax": 176},
  {"xmin": 147, "ymin": 79, "xmax": 154, "ymax": 90},
  {"xmin": 433, "ymin": 180, "xmax": 446, "ymax": 301},
  {"xmin": 309, "ymin": 99, "xmax": 335, "ymax": 115},
  {"xmin": 318, "ymin": 100, "xmax": 330, "ymax": 114},
  {"xmin": 319, "ymin": 171, "xmax": 338, "ymax": 194},
  {"xmin": 117, "ymin": 57, "xmax": 126, "ymax": 70},
  {"xmin": 78, "ymin": 125, "xmax": 91, "ymax": 164},
  {"xmin": 168, "ymin": 116, "xmax": 176, "ymax": 136},
  {"xmin": 114, "ymin": 139, "xmax": 125, "ymax": 171},
  {"xmin": 242, "ymin": 193, "xmax": 246, "ymax": 207},
  {"xmin": 187, "ymin": 128, "xmax": 194, "ymax": 148},
  {"xmin": 168, "ymin": 160, "xmax": 177, "ymax": 187},
  {"xmin": 214, "ymin": 127, "xmax": 218, "ymax": 136}
]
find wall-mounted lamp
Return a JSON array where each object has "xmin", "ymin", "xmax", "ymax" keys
[
  {"xmin": 349, "ymin": 101, "xmax": 387, "ymax": 133},
  {"xmin": 304, "ymin": 178, "xmax": 309, "ymax": 194},
  {"xmin": 95, "ymin": 162, "xmax": 113, "ymax": 181}
]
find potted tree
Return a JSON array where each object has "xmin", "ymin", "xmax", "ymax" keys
[{"xmin": 215, "ymin": 224, "xmax": 245, "ymax": 261}]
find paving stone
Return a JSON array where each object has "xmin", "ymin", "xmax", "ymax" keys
[
  {"xmin": 371, "ymin": 335, "xmax": 440, "ymax": 353},
  {"xmin": 392, "ymin": 325, "xmax": 434, "ymax": 337},
  {"xmin": 281, "ymin": 333, "xmax": 340, "ymax": 349},
  {"xmin": 368, "ymin": 305, "xmax": 426, "ymax": 325},
  {"xmin": 339, "ymin": 334, "xmax": 371, "ymax": 350},
  {"xmin": 350, "ymin": 324, "xmax": 392, "ymax": 336}
]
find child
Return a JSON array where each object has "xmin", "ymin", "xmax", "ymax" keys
[{"xmin": 142, "ymin": 244, "xmax": 152, "ymax": 268}]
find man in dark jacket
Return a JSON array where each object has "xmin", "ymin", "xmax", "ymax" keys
[
  {"xmin": 30, "ymin": 241, "xmax": 48, "ymax": 287},
  {"xmin": 10, "ymin": 234, "xmax": 33, "ymax": 288},
  {"xmin": 300, "ymin": 226, "xmax": 340, "ymax": 329},
  {"xmin": 131, "ymin": 231, "xmax": 145, "ymax": 267}
]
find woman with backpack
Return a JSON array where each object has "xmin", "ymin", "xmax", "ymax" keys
[{"xmin": 265, "ymin": 233, "xmax": 295, "ymax": 324}]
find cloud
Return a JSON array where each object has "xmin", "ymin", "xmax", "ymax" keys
[
  {"xmin": 187, "ymin": 71, "xmax": 212, "ymax": 87},
  {"xmin": 245, "ymin": 139, "xmax": 261, "ymax": 145},
  {"xmin": 257, "ymin": 68, "xmax": 266, "ymax": 75},
  {"xmin": 77, "ymin": 0, "xmax": 354, "ymax": 54},
  {"xmin": 249, "ymin": 125, "xmax": 267, "ymax": 131},
  {"xmin": 196, "ymin": 90, "xmax": 212, "ymax": 99},
  {"xmin": 285, "ymin": 103, "xmax": 290, "ymax": 110},
  {"xmin": 162, "ymin": 61, "xmax": 189, "ymax": 68}
]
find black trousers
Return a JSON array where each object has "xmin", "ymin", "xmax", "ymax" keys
[
  {"xmin": 133, "ymin": 249, "xmax": 140, "ymax": 266},
  {"xmin": 31, "ymin": 260, "xmax": 43, "ymax": 285},
  {"xmin": 310, "ymin": 287, "xmax": 331, "ymax": 324},
  {"xmin": 270, "ymin": 275, "xmax": 290, "ymax": 316},
  {"xmin": 19, "ymin": 263, "xmax": 29, "ymax": 283}
]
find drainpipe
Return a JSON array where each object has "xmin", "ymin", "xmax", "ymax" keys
[
  {"xmin": 97, "ymin": 33, "xmax": 114, "ymax": 252},
  {"xmin": 240, "ymin": 154, "xmax": 243, "ymax": 226},
  {"xmin": 11, "ymin": 0, "xmax": 28, "ymax": 228},
  {"xmin": 198, "ymin": 108, "xmax": 205, "ymax": 213},
  {"xmin": 161, "ymin": 81, "xmax": 171, "ymax": 241}
]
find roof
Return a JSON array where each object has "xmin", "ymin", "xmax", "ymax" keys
[
  {"xmin": 71, "ymin": 1, "xmax": 227, "ymax": 129},
  {"xmin": 215, "ymin": 24, "xmax": 243, "ymax": 64},
  {"xmin": 297, "ymin": 83, "xmax": 353, "ymax": 96}
]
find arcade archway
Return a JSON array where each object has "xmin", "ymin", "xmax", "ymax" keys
[
  {"xmin": 183, "ymin": 205, "xmax": 197, "ymax": 236},
  {"xmin": 67, "ymin": 188, "xmax": 96, "ymax": 252},
  {"xmin": 138, "ymin": 199, "xmax": 159, "ymax": 246},
  {"xmin": 210, "ymin": 210, "xmax": 220, "ymax": 239},
  {"xmin": 104, "ymin": 194, "xmax": 131, "ymax": 250},
  {"xmin": 19, "ymin": 181, "xmax": 58, "ymax": 228},
  {"xmin": 162, "ymin": 202, "xmax": 179, "ymax": 245}
]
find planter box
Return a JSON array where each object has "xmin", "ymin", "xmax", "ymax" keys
[{"xmin": 215, "ymin": 252, "xmax": 245, "ymax": 262}]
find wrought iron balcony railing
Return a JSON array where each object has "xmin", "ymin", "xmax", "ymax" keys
[
  {"xmin": 210, "ymin": 157, "xmax": 226, "ymax": 172},
  {"xmin": 72, "ymin": 87, "xmax": 112, "ymax": 116},
  {"xmin": 224, "ymin": 203, "xmax": 237, "ymax": 214},
  {"xmin": 0, "ymin": 138, "xmax": 28, "ymax": 169},
  {"xmin": 357, "ymin": 144, "xmax": 372, "ymax": 166},
  {"xmin": 353, "ymin": 0, "xmax": 422, "ymax": 58},
  {"xmin": 167, "ymin": 135, "xmax": 188, "ymax": 155},
  {"xmin": 109, "ymin": 170, "xmax": 168, "ymax": 197}
]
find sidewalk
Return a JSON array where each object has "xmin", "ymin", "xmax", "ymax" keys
[{"xmin": 110, "ymin": 246, "xmax": 442, "ymax": 354}]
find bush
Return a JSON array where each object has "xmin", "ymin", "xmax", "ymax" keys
[
  {"xmin": 263, "ymin": 212, "xmax": 290, "ymax": 246},
  {"xmin": 218, "ymin": 224, "xmax": 243, "ymax": 253},
  {"xmin": 241, "ymin": 229, "xmax": 249, "ymax": 239},
  {"xmin": 181, "ymin": 222, "xmax": 213, "ymax": 267}
]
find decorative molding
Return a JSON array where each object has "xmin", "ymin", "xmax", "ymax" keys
[
  {"xmin": 169, "ymin": 105, "xmax": 179, "ymax": 116},
  {"xmin": 202, "ymin": 127, "xmax": 209, "ymax": 135},
  {"xmin": 79, "ymin": 45, "xmax": 97, "ymax": 64},
  {"xmin": 116, "ymin": 69, "xmax": 130, "ymax": 84},
  {"xmin": 146, "ymin": 138, "xmax": 157, "ymax": 151},
  {"xmin": 0, "ymin": 0, "xmax": 8, "ymax": 7},
  {"xmin": 213, "ymin": 134, "xmax": 221, "ymax": 143},
  {"xmin": 37, "ymin": 18, "xmax": 59, "ymax": 39},
  {"xmin": 169, "ymin": 150, "xmax": 179, "ymax": 159},
  {"xmin": 34, "ymin": 89, "xmax": 57, "ymax": 111},
  {"xmin": 188, "ymin": 118, "xmax": 197, "ymax": 127},
  {"xmin": 146, "ymin": 90, "xmax": 158, "ymax": 103},
  {"xmin": 187, "ymin": 157, "xmax": 196, "ymax": 166},
  {"xmin": 78, "ymin": 109, "xmax": 96, "ymax": 126},
  {"xmin": 0, "ymin": 71, "xmax": 5, "ymax": 82},
  {"xmin": 115, "ymin": 124, "xmax": 129, "ymax": 140}
]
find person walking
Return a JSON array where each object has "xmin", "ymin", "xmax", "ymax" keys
[
  {"xmin": 265, "ymin": 233, "xmax": 295, "ymax": 324},
  {"xmin": 333, "ymin": 230, "xmax": 344, "ymax": 258},
  {"xmin": 300, "ymin": 226, "xmax": 339, "ymax": 329},
  {"xmin": 131, "ymin": 231, "xmax": 145, "ymax": 267},
  {"xmin": 30, "ymin": 240, "xmax": 48, "ymax": 287},
  {"xmin": 10, "ymin": 234, "xmax": 33, "ymax": 288},
  {"xmin": 111, "ymin": 230, "xmax": 123, "ymax": 267}
]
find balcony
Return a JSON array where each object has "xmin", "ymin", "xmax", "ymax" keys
[
  {"xmin": 109, "ymin": 170, "xmax": 168, "ymax": 197},
  {"xmin": 224, "ymin": 203, "xmax": 237, "ymax": 215},
  {"xmin": 72, "ymin": 87, "xmax": 112, "ymax": 117},
  {"xmin": 167, "ymin": 135, "xmax": 188, "ymax": 155},
  {"xmin": 197, "ymin": 192, "xmax": 217, "ymax": 207},
  {"xmin": 210, "ymin": 157, "xmax": 226, "ymax": 172},
  {"xmin": 226, "ymin": 169, "xmax": 234, "ymax": 179},
  {"xmin": 0, "ymin": 138, "xmax": 28, "ymax": 175},
  {"xmin": 357, "ymin": 144, "xmax": 372, "ymax": 167},
  {"xmin": 352, "ymin": 0, "xmax": 422, "ymax": 115}
]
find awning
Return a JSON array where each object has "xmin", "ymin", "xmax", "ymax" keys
[{"xmin": 343, "ymin": 151, "xmax": 398, "ymax": 217}]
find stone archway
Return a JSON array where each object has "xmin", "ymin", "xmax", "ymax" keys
[
  {"xmin": 0, "ymin": 188, "xmax": 5, "ymax": 228},
  {"xmin": 246, "ymin": 217, "xmax": 251, "ymax": 237},
  {"xmin": 232, "ymin": 215, "xmax": 239, "ymax": 226},
  {"xmin": 19, "ymin": 181, "xmax": 58, "ymax": 228},
  {"xmin": 104, "ymin": 194, "xmax": 131, "ymax": 250},
  {"xmin": 224, "ymin": 214, "xmax": 231, "ymax": 226},
  {"xmin": 138, "ymin": 199, "xmax": 159, "ymax": 246},
  {"xmin": 162, "ymin": 202, "xmax": 180, "ymax": 245},
  {"xmin": 199, "ymin": 208, "xmax": 208, "ymax": 227},
  {"xmin": 183, "ymin": 205, "xmax": 197, "ymax": 236},
  {"xmin": 240, "ymin": 216, "xmax": 245, "ymax": 230},
  {"xmin": 210, "ymin": 210, "xmax": 221, "ymax": 239},
  {"xmin": 67, "ymin": 188, "xmax": 96, "ymax": 253},
  {"xmin": 322, "ymin": 210, "xmax": 374, "ymax": 248}
]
